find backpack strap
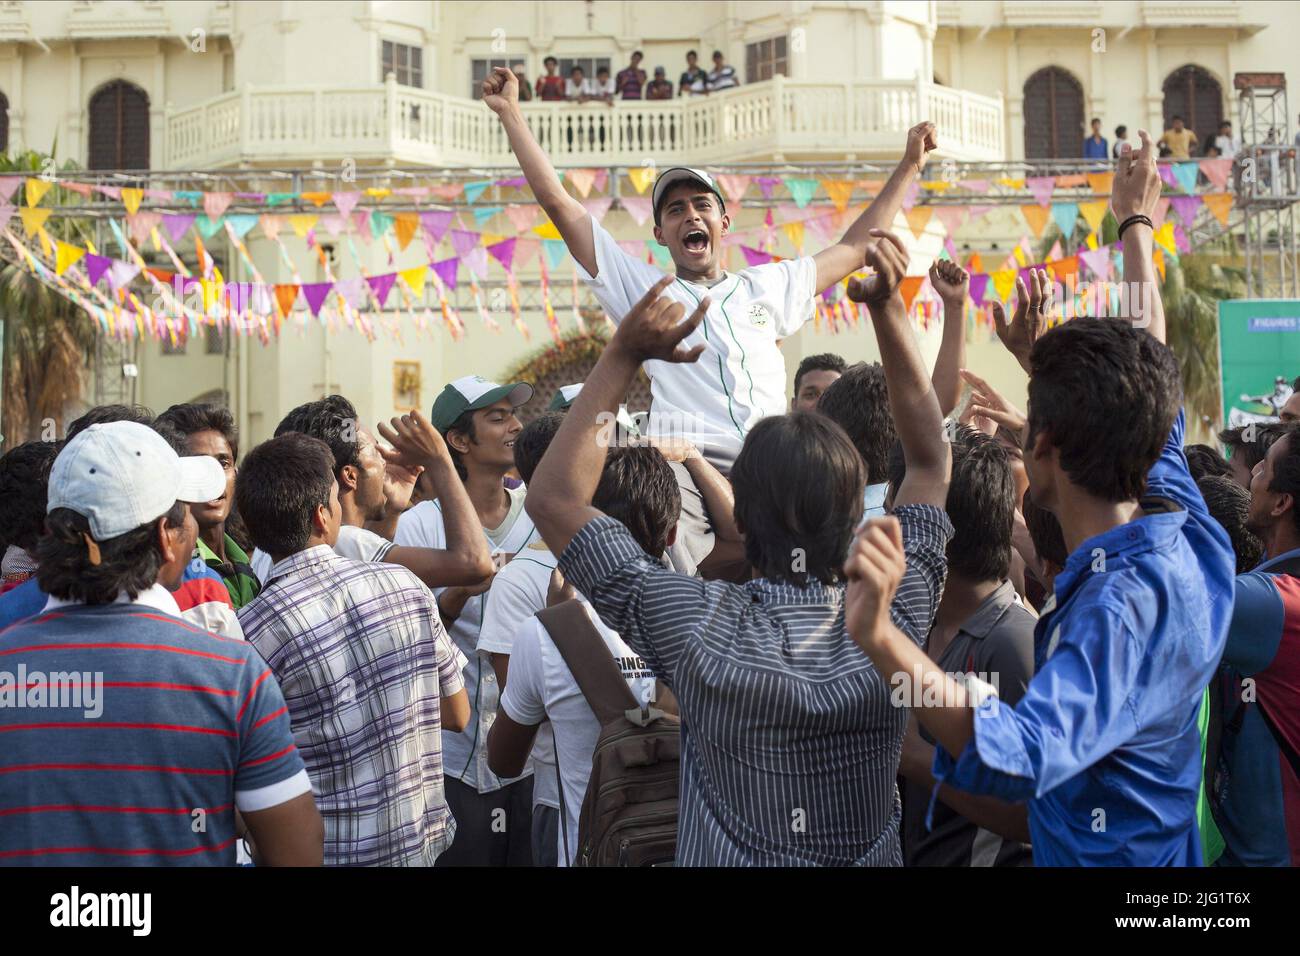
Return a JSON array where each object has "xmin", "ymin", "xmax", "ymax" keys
[{"xmin": 537, "ymin": 599, "xmax": 639, "ymax": 726}]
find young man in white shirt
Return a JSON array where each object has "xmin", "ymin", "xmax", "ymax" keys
[
  {"xmin": 707, "ymin": 50, "xmax": 739, "ymax": 92},
  {"xmin": 487, "ymin": 443, "xmax": 680, "ymax": 866},
  {"xmin": 396, "ymin": 374, "xmax": 542, "ymax": 866},
  {"xmin": 251, "ymin": 395, "xmax": 493, "ymax": 590},
  {"xmin": 565, "ymin": 66, "xmax": 592, "ymax": 102}
]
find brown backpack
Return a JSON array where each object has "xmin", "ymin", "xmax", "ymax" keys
[{"xmin": 537, "ymin": 600, "xmax": 680, "ymax": 867}]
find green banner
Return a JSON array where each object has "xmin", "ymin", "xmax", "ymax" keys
[{"xmin": 1218, "ymin": 299, "xmax": 1300, "ymax": 428}]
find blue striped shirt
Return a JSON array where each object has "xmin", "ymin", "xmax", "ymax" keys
[{"xmin": 558, "ymin": 505, "xmax": 953, "ymax": 866}]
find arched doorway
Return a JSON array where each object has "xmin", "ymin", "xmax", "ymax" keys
[
  {"xmin": 88, "ymin": 81, "xmax": 150, "ymax": 169},
  {"xmin": 1162, "ymin": 65, "xmax": 1223, "ymax": 152},
  {"xmin": 1023, "ymin": 67, "xmax": 1085, "ymax": 159}
]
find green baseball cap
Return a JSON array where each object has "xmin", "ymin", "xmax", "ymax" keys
[
  {"xmin": 431, "ymin": 374, "xmax": 534, "ymax": 433},
  {"xmin": 548, "ymin": 383, "xmax": 641, "ymax": 435}
]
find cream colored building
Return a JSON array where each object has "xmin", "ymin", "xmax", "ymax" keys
[{"xmin": 1, "ymin": 0, "xmax": 1296, "ymax": 444}]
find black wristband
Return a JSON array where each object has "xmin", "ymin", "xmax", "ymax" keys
[{"xmin": 1117, "ymin": 214, "xmax": 1153, "ymax": 240}]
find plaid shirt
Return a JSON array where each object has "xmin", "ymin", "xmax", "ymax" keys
[
  {"xmin": 559, "ymin": 505, "xmax": 953, "ymax": 866},
  {"xmin": 238, "ymin": 546, "xmax": 466, "ymax": 866}
]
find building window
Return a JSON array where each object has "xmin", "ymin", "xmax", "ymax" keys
[
  {"xmin": 471, "ymin": 58, "xmax": 512, "ymax": 100},
  {"xmin": 558, "ymin": 57, "xmax": 611, "ymax": 82},
  {"xmin": 0, "ymin": 91, "xmax": 8, "ymax": 154},
  {"xmin": 88, "ymin": 81, "xmax": 150, "ymax": 170},
  {"xmin": 1022, "ymin": 67, "xmax": 1084, "ymax": 159},
  {"xmin": 161, "ymin": 328, "xmax": 187, "ymax": 355},
  {"xmin": 745, "ymin": 36, "xmax": 788, "ymax": 84},
  {"xmin": 1163, "ymin": 65, "xmax": 1223, "ymax": 151},
  {"xmin": 382, "ymin": 40, "xmax": 424, "ymax": 88},
  {"xmin": 205, "ymin": 324, "xmax": 224, "ymax": 355}
]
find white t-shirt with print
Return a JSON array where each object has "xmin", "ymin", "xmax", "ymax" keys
[
  {"xmin": 476, "ymin": 541, "xmax": 562, "ymax": 810},
  {"xmin": 395, "ymin": 484, "xmax": 539, "ymax": 792},
  {"xmin": 578, "ymin": 217, "xmax": 817, "ymax": 471},
  {"xmin": 498, "ymin": 599, "xmax": 658, "ymax": 866},
  {"xmin": 249, "ymin": 523, "xmax": 396, "ymax": 585}
]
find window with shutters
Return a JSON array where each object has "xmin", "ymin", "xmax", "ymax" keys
[
  {"xmin": 1162, "ymin": 65, "xmax": 1223, "ymax": 152},
  {"xmin": 745, "ymin": 36, "xmax": 788, "ymax": 84},
  {"xmin": 382, "ymin": 40, "xmax": 424, "ymax": 88},
  {"xmin": 87, "ymin": 81, "xmax": 150, "ymax": 170},
  {"xmin": 0, "ymin": 91, "xmax": 8, "ymax": 154},
  {"xmin": 1022, "ymin": 67, "xmax": 1084, "ymax": 159}
]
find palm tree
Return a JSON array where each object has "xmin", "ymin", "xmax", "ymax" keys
[{"xmin": 0, "ymin": 150, "xmax": 97, "ymax": 447}]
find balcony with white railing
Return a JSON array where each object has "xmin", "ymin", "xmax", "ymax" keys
[{"xmin": 164, "ymin": 74, "xmax": 1006, "ymax": 169}]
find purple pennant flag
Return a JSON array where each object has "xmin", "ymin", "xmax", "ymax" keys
[
  {"xmin": 301, "ymin": 281, "xmax": 334, "ymax": 317},
  {"xmin": 740, "ymin": 245, "xmax": 773, "ymax": 267},
  {"xmin": 367, "ymin": 272, "xmax": 398, "ymax": 308},
  {"xmin": 968, "ymin": 272, "xmax": 990, "ymax": 303},
  {"xmin": 487, "ymin": 238, "xmax": 516, "ymax": 272},
  {"xmin": 432, "ymin": 257, "xmax": 459, "ymax": 292},
  {"xmin": 85, "ymin": 253, "xmax": 112, "ymax": 286},
  {"xmin": 755, "ymin": 177, "xmax": 781, "ymax": 200},
  {"xmin": 421, "ymin": 210, "xmax": 454, "ymax": 244},
  {"xmin": 1026, "ymin": 176, "xmax": 1056, "ymax": 207},
  {"xmin": 450, "ymin": 229, "xmax": 479, "ymax": 259},
  {"xmin": 163, "ymin": 214, "xmax": 196, "ymax": 243},
  {"xmin": 495, "ymin": 176, "xmax": 528, "ymax": 189},
  {"xmin": 463, "ymin": 246, "xmax": 489, "ymax": 280},
  {"xmin": 1170, "ymin": 195, "xmax": 1201, "ymax": 225}
]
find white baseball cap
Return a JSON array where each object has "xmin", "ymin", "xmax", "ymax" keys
[
  {"xmin": 47, "ymin": 421, "xmax": 227, "ymax": 541},
  {"xmin": 652, "ymin": 167, "xmax": 726, "ymax": 225}
]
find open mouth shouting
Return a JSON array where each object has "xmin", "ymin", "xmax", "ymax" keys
[{"xmin": 681, "ymin": 228, "xmax": 710, "ymax": 259}]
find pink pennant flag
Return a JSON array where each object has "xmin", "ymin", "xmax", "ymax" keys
[
  {"xmin": 740, "ymin": 245, "xmax": 773, "ymax": 267},
  {"xmin": 755, "ymin": 177, "xmax": 780, "ymax": 199},
  {"xmin": 420, "ymin": 210, "xmax": 453, "ymax": 243},
  {"xmin": 1079, "ymin": 246, "xmax": 1113, "ymax": 281},
  {"xmin": 0, "ymin": 204, "xmax": 13, "ymax": 232},
  {"xmin": 775, "ymin": 202, "xmax": 805, "ymax": 225},
  {"xmin": 1153, "ymin": 196, "xmax": 1172, "ymax": 228},
  {"xmin": 900, "ymin": 180, "xmax": 921, "ymax": 211},
  {"xmin": 962, "ymin": 179, "xmax": 990, "ymax": 194},
  {"xmin": 432, "ymin": 257, "xmax": 459, "ymax": 291},
  {"xmin": 335, "ymin": 277, "xmax": 368, "ymax": 310},
  {"xmin": 1174, "ymin": 222, "xmax": 1191, "ymax": 255},
  {"xmin": 943, "ymin": 236, "xmax": 959, "ymax": 260},
  {"xmin": 582, "ymin": 197, "xmax": 613, "ymax": 221},
  {"xmin": 487, "ymin": 238, "xmax": 517, "ymax": 272},
  {"xmin": 144, "ymin": 188, "xmax": 173, "ymax": 201},
  {"xmin": 1170, "ymin": 196, "xmax": 1201, "ymax": 225},
  {"xmin": 1026, "ymin": 176, "xmax": 1056, "ymax": 207},
  {"xmin": 967, "ymin": 205, "xmax": 993, "ymax": 222},
  {"xmin": 97, "ymin": 185, "xmax": 124, "ymax": 200},
  {"xmin": 933, "ymin": 206, "xmax": 968, "ymax": 235},
  {"xmin": 107, "ymin": 260, "xmax": 140, "ymax": 291},
  {"xmin": 592, "ymin": 169, "xmax": 609, "ymax": 193},
  {"xmin": 617, "ymin": 240, "xmax": 643, "ymax": 259},
  {"xmin": 450, "ymin": 229, "xmax": 480, "ymax": 259},
  {"xmin": 429, "ymin": 183, "xmax": 463, "ymax": 201},
  {"xmin": 621, "ymin": 196, "xmax": 653, "ymax": 226},
  {"xmin": 367, "ymin": 272, "xmax": 398, "ymax": 307},
  {"xmin": 163, "ymin": 214, "xmax": 196, "ymax": 243},
  {"xmin": 0, "ymin": 177, "xmax": 22, "ymax": 203},
  {"xmin": 1199, "ymin": 158, "xmax": 1233, "ymax": 191},
  {"xmin": 567, "ymin": 168, "xmax": 597, "ymax": 198},
  {"xmin": 513, "ymin": 237, "xmax": 540, "ymax": 270},
  {"xmin": 353, "ymin": 210, "xmax": 373, "ymax": 241},
  {"xmin": 301, "ymin": 282, "xmax": 335, "ymax": 317},
  {"xmin": 204, "ymin": 192, "xmax": 233, "ymax": 220},
  {"xmin": 127, "ymin": 212, "xmax": 161, "ymax": 246},
  {"xmin": 84, "ymin": 253, "xmax": 112, "ymax": 286},
  {"xmin": 259, "ymin": 214, "xmax": 282, "ymax": 241},
  {"xmin": 393, "ymin": 186, "xmax": 431, "ymax": 199},
  {"xmin": 463, "ymin": 246, "xmax": 489, "ymax": 279},
  {"xmin": 62, "ymin": 182, "xmax": 94, "ymax": 198},
  {"xmin": 716, "ymin": 174, "xmax": 751, "ymax": 206},
  {"xmin": 1158, "ymin": 164, "xmax": 1179, "ymax": 189},
  {"xmin": 805, "ymin": 212, "xmax": 838, "ymax": 244},
  {"xmin": 319, "ymin": 214, "xmax": 346, "ymax": 237},
  {"xmin": 1047, "ymin": 239, "xmax": 1063, "ymax": 261},
  {"xmin": 332, "ymin": 191, "xmax": 360, "ymax": 217},
  {"xmin": 505, "ymin": 204, "xmax": 538, "ymax": 233}
]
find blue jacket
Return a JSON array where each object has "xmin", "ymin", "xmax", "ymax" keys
[{"xmin": 933, "ymin": 410, "xmax": 1235, "ymax": 865}]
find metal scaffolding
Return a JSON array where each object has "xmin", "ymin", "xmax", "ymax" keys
[{"xmin": 1235, "ymin": 72, "xmax": 1299, "ymax": 298}]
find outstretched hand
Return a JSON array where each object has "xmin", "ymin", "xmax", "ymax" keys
[
  {"xmin": 959, "ymin": 368, "xmax": 1027, "ymax": 438},
  {"xmin": 844, "ymin": 516, "xmax": 907, "ymax": 654},
  {"xmin": 609, "ymin": 275, "xmax": 708, "ymax": 365},
  {"xmin": 481, "ymin": 66, "xmax": 520, "ymax": 116},
  {"xmin": 377, "ymin": 409, "xmax": 451, "ymax": 470},
  {"xmin": 992, "ymin": 268, "xmax": 1052, "ymax": 373},
  {"xmin": 1112, "ymin": 128, "xmax": 1162, "ymax": 223},
  {"xmin": 846, "ymin": 228, "xmax": 911, "ymax": 308}
]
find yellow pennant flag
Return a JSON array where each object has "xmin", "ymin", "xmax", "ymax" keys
[
  {"xmin": 1203, "ymin": 193, "xmax": 1233, "ymax": 228},
  {"xmin": 821, "ymin": 180, "xmax": 855, "ymax": 213},
  {"xmin": 991, "ymin": 268, "xmax": 1017, "ymax": 302},
  {"xmin": 289, "ymin": 214, "xmax": 319, "ymax": 238},
  {"xmin": 628, "ymin": 166, "xmax": 656, "ymax": 195},
  {"xmin": 120, "ymin": 187, "xmax": 144, "ymax": 216},
  {"xmin": 1021, "ymin": 205, "xmax": 1050, "ymax": 238},
  {"xmin": 1153, "ymin": 247, "xmax": 1166, "ymax": 281},
  {"xmin": 997, "ymin": 177, "xmax": 1025, "ymax": 190},
  {"xmin": 1079, "ymin": 200, "xmax": 1109, "ymax": 234},
  {"xmin": 400, "ymin": 265, "xmax": 428, "ymax": 298},
  {"xmin": 37, "ymin": 226, "xmax": 54, "ymax": 259},
  {"xmin": 55, "ymin": 240, "xmax": 86, "ymax": 276},
  {"xmin": 365, "ymin": 187, "xmax": 392, "ymax": 200},
  {"xmin": 393, "ymin": 212, "xmax": 419, "ymax": 250},
  {"xmin": 26, "ymin": 178, "xmax": 53, "ymax": 207},
  {"xmin": 149, "ymin": 226, "xmax": 163, "ymax": 253},
  {"xmin": 782, "ymin": 221, "xmax": 805, "ymax": 253},
  {"xmin": 532, "ymin": 221, "xmax": 563, "ymax": 240},
  {"xmin": 1012, "ymin": 243, "xmax": 1027, "ymax": 267},
  {"xmin": 1153, "ymin": 222, "xmax": 1178, "ymax": 257},
  {"xmin": 1086, "ymin": 172, "xmax": 1114, "ymax": 196},
  {"xmin": 480, "ymin": 232, "xmax": 505, "ymax": 247},
  {"xmin": 19, "ymin": 207, "xmax": 51, "ymax": 237},
  {"xmin": 904, "ymin": 206, "xmax": 933, "ymax": 240},
  {"xmin": 199, "ymin": 279, "xmax": 221, "ymax": 311},
  {"xmin": 1085, "ymin": 232, "xmax": 1099, "ymax": 250}
]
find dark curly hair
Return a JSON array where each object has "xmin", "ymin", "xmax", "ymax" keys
[
  {"xmin": 0, "ymin": 441, "xmax": 59, "ymax": 553},
  {"xmin": 816, "ymin": 362, "xmax": 895, "ymax": 485},
  {"xmin": 37, "ymin": 503, "xmax": 186, "ymax": 604}
]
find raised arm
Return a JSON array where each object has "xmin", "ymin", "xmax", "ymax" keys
[
  {"xmin": 482, "ymin": 66, "xmax": 596, "ymax": 275},
  {"xmin": 1111, "ymin": 128, "xmax": 1166, "ymax": 342},
  {"xmin": 812, "ymin": 122, "xmax": 937, "ymax": 293},
  {"xmin": 846, "ymin": 229, "xmax": 951, "ymax": 508},
  {"xmin": 526, "ymin": 276, "xmax": 707, "ymax": 557},
  {"xmin": 928, "ymin": 258, "xmax": 970, "ymax": 417}
]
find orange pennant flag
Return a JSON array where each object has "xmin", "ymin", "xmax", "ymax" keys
[
  {"xmin": 821, "ymin": 180, "xmax": 855, "ymax": 213},
  {"xmin": 966, "ymin": 251, "xmax": 983, "ymax": 273},
  {"xmin": 899, "ymin": 275, "xmax": 925, "ymax": 312},
  {"xmin": 1079, "ymin": 200, "xmax": 1109, "ymax": 234},
  {"xmin": 905, "ymin": 206, "xmax": 933, "ymax": 240},
  {"xmin": 1086, "ymin": 172, "xmax": 1114, "ymax": 195},
  {"xmin": 393, "ymin": 212, "xmax": 419, "ymax": 250},
  {"xmin": 1020, "ymin": 205, "xmax": 1050, "ymax": 238},
  {"xmin": 1048, "ymin": 256, "xmax": 1078, "ymax": 282},
  {"xmin": 857, "ymin": 180, "xmax": 885, "ymax": 196},
  {"xmin": 1203, "ymin": 193, "xmax": 1233, "ymax": 227},
  {"xmin": 300, "ymin": 192, "xmax": 332, "ymax": 207},
  {"xmin": 273, "ymin": 284, "xmax": 300, "ymax": 317},
  {"xmin": 782, "ymin": 221, "xmax": 805, "ymax": 253},
  {"xmin": 1054, "ymin": 174, "xmax": 1086, "ymax": 188},
  {"xmin": 1153, "ymin": 247, "xmax": 1167, "ymax": 281}
]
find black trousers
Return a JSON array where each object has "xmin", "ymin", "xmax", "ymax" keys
[{"xmin": 435, "ymin": 775, "xmax": 535, "ymax": 867}]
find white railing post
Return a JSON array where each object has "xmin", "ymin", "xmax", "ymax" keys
[
  {"xmin": 240, "ymin": 84, "xmax": 252, "ymax": 158},
  {"xmin": 772, "ymin": 73, "xmax": 785, "ymax": 157},
  {"xmin": 385, "ymin": 72, "xmax": 399, "ymax": 153}
]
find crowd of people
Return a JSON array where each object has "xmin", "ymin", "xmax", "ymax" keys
[
  {"xmin": 512, "ymin": 50, "xmax": 738, "ymax": 104},
  {"xmin": 0, "ymin": 63, "xmax": 1295, "ymax": 868}
]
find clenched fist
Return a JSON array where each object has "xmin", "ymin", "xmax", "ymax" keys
[{"xmin": 481, "ymin": 66, "xmax": 520, "ymax": 116}]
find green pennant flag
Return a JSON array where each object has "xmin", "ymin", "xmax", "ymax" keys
[
  {"xmin": 370, "ymin": 210, "xmax": 395, "ymax": 237},
  {"xmin": 463, "ymin": 180, "xmax": 493, "ymax": 205},
  {"xmin": 542, "ymin": 239, "xmax": 568, "ymax": 269},
  {"xmin": 647, "ymin": 241, "xmax": 673, "ymax": 269},
  {"xmin": 783, "ymin": 178, "xmax": 819, "ymax": 208}
]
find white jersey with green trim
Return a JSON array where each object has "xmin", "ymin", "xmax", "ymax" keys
[{"xmin": 577, "ymin": 218, "xmax": 817, "ymax": 472}]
